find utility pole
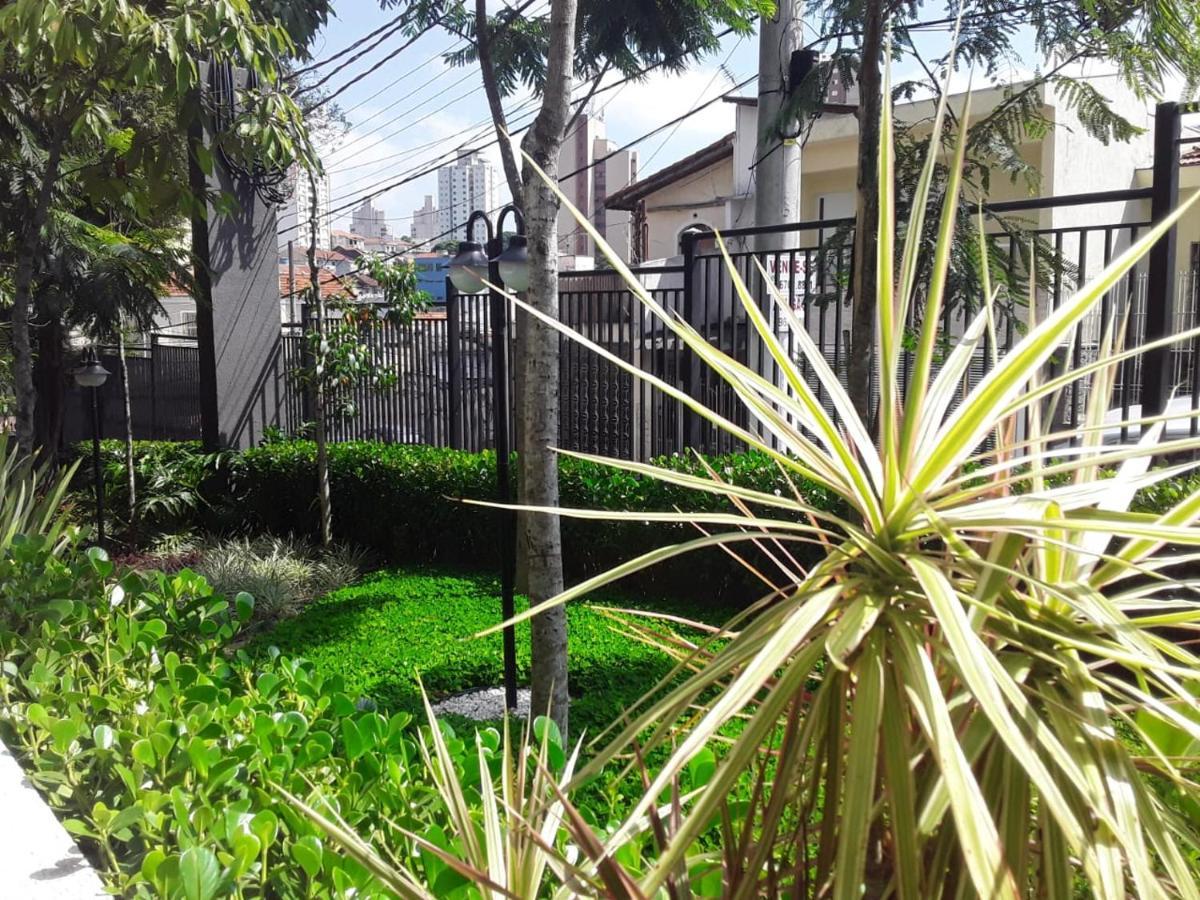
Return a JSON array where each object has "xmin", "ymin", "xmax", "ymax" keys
[{"xmin": 753, "ymin": 1, "xmax": 805, "ymax": 254}]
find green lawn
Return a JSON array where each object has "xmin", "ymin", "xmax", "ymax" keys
[{"xmin": 247, "ymin": 566, "xmax": 734, "ymax": 738}]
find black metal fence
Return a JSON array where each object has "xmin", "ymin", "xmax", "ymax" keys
[
  {"xmin": 104, "ymin": 102, "xmax": 1200, "ymax": 457},
  {"xmin": 63, "ymin": 335, "xmax": 202, "ymax": 445}
]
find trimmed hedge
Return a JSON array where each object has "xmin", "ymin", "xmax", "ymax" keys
[
  {"xmin": 86, "ymin": 438, "xmax": 1200, "ymax": 603},
  {"xmin": 229, "ymin": 441, "xmax": 843, "ymax": 604}
]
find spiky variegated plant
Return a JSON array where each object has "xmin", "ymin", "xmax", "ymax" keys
[
  {"xmin": 298, "ymin": 72, "xmax": 1200, "ymax": 900},
  {"xmin": 477, "ymin": 63, "xmax": 1200, "ymax": 897}
]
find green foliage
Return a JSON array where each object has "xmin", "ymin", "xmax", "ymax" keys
[
  {"xmin": 0, "ymin": 435, "xmax": 78, "ymax": 555},
  {"xmin": 74, "ymin": 440, "xmax": 228, "ymax": 539},
  {"xmin": 0, "ymin": 537, "xmax": 581, "ymax": 897},
  {"xmin": 103, "ymin": 438, "xmax": 1200, "ymax": 606},
  {"xmin": 233, "ymin": 440, "xmax": 840, "ymax": 604},
  {"xmin": 295, "ymin": 289, "xmax": 429, "ymax": 420}
]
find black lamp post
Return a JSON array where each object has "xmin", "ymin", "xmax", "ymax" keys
[
  {"xmin": 448, "ymin": 206, "xmax": 528, "ymax": 712},
  {"xmin": 73, "ymin": 347, "xmax": 111, "ymax": 545}
]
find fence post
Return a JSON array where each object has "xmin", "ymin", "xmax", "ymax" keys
[
  {"xmin": 149, "ymin": 333, "xmax": 159, "ymax": 440},
  {"xmin": 681, "ymin": 233, "xmax": 702, "ymax": 450},
  {"xmin": 446, "ymin": 277, "xmax": 463, "ymax": 449},
  {"xmin": 1143, "ymin": 101, "xmax": 1181, "ymax": 416},
  {"xmin": 299, "ymin": 301, "xmax": 315, "ymax": 426}
]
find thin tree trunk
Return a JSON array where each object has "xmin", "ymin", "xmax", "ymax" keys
[
  {"xmin": 519, "ymin": 0, "xmax": 578, "ymax": 739},
  {"xmin": 475, "ymin": 0, "xmax": 524, "ymax": 218},
  {"xmin": 848, "ymin": 1, "xmax": 884, "ymax": 425},
  {"xmin": 118, "ymin": 334, "xmax": 136, "ymax": 532},
  {"xmin": 32, "ymin": 309, "xmax": 65, "ymax": 464},
  {"xmin": 308, "ymin": 172, "xmax": 332, "ymax": 546},
  {"xmin": 12, "ymin": 141, "xmax": 64, "ymax": 460}
]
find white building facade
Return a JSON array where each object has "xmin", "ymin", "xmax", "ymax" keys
[
  {"xmin": 437, "ymin": 152, "xmax": 498, "ymax": 243},
  {"xmin": 276, "ymin": 164, "xmax": 331, "ymax": 254},
  {"xmin": 556, "ymin": 112, "xmax": 638, "ymax": 263},
  {"xmin": 411, "ymin": 194, "xmax": 438, "ymax": 243},
  {"xmin": 351, "ymin": 198, "xmax": 389, "ymax": 240}
]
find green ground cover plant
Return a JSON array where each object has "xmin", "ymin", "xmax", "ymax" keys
[
  {"xmin": 0, "ymin": 529, "xmax": 595, "ymax": 897},
  {"xmin": 244, "ymin": 567, "xmax": 732, "ymax": 738}
]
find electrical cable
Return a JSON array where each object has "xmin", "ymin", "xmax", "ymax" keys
[
  {"xmin": 302, "ymin": 13, "xmax": 450, "ymax": 115},
  {"xmin": 287, "ymin": 6, "xmax": 414, "ymax": 81}
]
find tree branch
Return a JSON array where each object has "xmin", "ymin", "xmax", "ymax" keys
[{"xmin": 475, "ymin": 0, "xmax": 525, "ymax": 210}]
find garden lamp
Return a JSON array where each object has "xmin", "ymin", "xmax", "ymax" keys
[
  {"xmin": 73, "ymin": 347, "xmax": 110, "ymax": 546},
  {"xmin": 448, "ymin": 240, "xmax": 488, "ymax": 294},
  {"xmin": 73, "ymin": 349, "xmax": 111, "ymax": 389},
  {"xmin": 495, "ymin": 235, "xmax": 530, "ymax": 292}
]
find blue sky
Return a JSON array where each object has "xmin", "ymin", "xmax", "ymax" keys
[{"xmin": 311, "ymin": 4, "xmax": 1039, "ymax": 237}]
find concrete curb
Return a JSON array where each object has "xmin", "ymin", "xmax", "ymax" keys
[{"xmin": 0, "ymin": 738, "xmax": 107, "ymax": 898}]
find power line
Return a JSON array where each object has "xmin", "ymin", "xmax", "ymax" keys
[
  {"xmin": 335, "ymin": 35, "xmax": 471, "ymax": 120},
  {"xmin": 313, "ymin": 60, "xmax": 747, "ymax": 227},
  {"xmin": 288, "ymin": 7, "xmax": 414, "ymax": 81},
  {"xmin": 285, "ymin": 74, "xmax": 768, "ymax": 290},
  {"xmin": 302, "ymin": 13, "xmax": 450, "ymax": 116},
  {"xmin": 324, "ymin": 68, "xmax": 482, "ymax": 164},
  {"xmin": 295, "ymin": 10, "xmax": 417, "ymax": 98},
  {"xmin": 326, "ymin": 55, "xmax": 477, "ymax": 161},
  {"xmin": 641, "ymin": 38, "xmax": 743, "ymax": 172}
]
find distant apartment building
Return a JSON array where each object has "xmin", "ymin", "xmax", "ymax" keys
[
  {"xmin": 437, "ymin": 152, "xmax": 498, "ymax": 243},
  {"xmin": 556, "ymin": 112, "xmax": 638, "ymax": 262},
  {"xmin": 411, "ymin": 194, "xmax": 438, "ymax": 243},
  {"xmin": 276, "ymin": 163, "xmax": 331, "ymax": 254},
  {"xmin": 351, "ymin": 198, "xmax": 389, "ymax": 240}
]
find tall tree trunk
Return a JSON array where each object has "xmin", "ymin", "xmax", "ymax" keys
[
  {"xmin": 308, "ymin": 172, "xmax": 332, "ymax": 546},
  {"xmin": 32, "ymin": 309, "xmax": 66, "ymax": 464},
  {"xmin": 118, "ymin": 334, "xmax": 136, "ymax": 532},
  {"xmin": 12, "ymin": 141, "xmax": 64, "ymax": 460},
  {"xmin": 848, "ymin": 2, "xmax": 884, "ymax": 424},
  {"xmin": 518, "ymin": 0, "xmax": 578, "ymax": 739}
]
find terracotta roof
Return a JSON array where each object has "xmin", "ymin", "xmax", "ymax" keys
[
  {"xmin": 605, "ymin": 132, "xmax": 735, "ymax": 210},
  {"xmin": 1184, "ymin": 145, "xmax": 1200, "ymax": 166},
  {"xmin": 160, "ymin": 278, "xmax": 190, "ymax": 298},
  {"xmin": 279, "ymin": 267, "xmax": 355, "ymax": 300}
]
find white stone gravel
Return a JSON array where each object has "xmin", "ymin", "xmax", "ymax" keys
[{"xmin": 431, "ymin": 686, "xmax": 531, "ymax": 721}]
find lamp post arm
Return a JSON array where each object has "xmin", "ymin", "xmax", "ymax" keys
[
  {"xmin": 465, "ymin": 209, "xmax": 495, "ymax": 245},
  {"xmin": 497, "ymin": 204, "xmax": 525, "ymax": 238}
]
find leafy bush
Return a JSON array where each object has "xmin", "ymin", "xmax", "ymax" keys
[
  {"xmin": 0, "ymin": 536, "xmax": 584, "ymax": 897},
  {"xmin": 99, "ymin": 437, "xmax": 1200, "ymax": 607},
  {"xmin": 194, "ymin": 535, "xmax": 364, "ymax": 621},
  {"xmin": 99, "ymin": 439, "xmax": 837, "ymax": 604},
  {"xmin": 72, "ymin": 440, "xmax": 230, "ymax": 541}
]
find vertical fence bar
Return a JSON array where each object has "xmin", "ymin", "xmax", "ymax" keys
[
  {"xmin": 447, "ymin": 281, "xmax": 462, "ymax": 449},
  {"xmin": 681, "ymin": 234, "xmax": 701, "ymax": 449},
  {"xmin": 1144, "ymin": 101, "xmax": 1182, "ymax": 417}
]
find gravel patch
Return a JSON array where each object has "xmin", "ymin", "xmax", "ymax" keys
[{"xmin": 432, "ymin": 686, "xmax": 531, "ymax": 721}]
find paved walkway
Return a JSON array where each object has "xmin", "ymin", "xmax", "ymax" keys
[{"xmin": 0, "ymin": 739, "xmax": 106, "ymax": 898}]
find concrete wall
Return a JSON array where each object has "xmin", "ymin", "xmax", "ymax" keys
[{"xmin": 193, "ymin": 63, "xmax": 291, "ymax": 449}]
